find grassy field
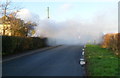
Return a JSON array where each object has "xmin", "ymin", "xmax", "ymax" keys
[{"xmin": 85, "ymin": 44, "xmax": 119, "ymax": 76}]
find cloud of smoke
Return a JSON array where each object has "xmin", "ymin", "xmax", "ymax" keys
[
  {"xmin": 33, "ymin": 19, "xmax": 105, "ymax": 46},
  {"xmin": 34, "ymin": 11, "xmax": 117, "ymax": 46},
  {"xmin": 17, "ymin": 7, "xmax": 117, "ymax": 46}
]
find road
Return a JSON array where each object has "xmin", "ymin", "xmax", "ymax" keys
[{"xmin": 2, "ymin": 45, "xmax": 85, "ymax": 76}]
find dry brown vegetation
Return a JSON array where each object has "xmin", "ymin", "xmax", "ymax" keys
[{"xmin": 102, "ymin": 33, "xmax": 120, "ymax": 56}]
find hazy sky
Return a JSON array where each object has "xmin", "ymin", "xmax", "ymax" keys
[
  {"xmin": 15, "ymin": 0, "xmax": 118, "ymax": 33},
  {"xmin": 11, "ymin": 0, "xmax": 118, "ymax": 22}
]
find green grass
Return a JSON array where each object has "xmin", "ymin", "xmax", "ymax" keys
[{"xmin": 85, "ymin": 44, "xmax": 119, "ymax": 76}]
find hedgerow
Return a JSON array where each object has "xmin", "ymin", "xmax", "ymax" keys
[{"xmin": 2, "ymin": 36, "xmax": 47, "ymax": 55}]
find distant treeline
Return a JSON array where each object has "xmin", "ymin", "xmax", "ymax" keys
[
  {"xmin": 102, "ymin": 33, "xmax": 120, "ymax": 56},
  {"xmin": 2, "ymin": 36, "xmax": 47, "ymax": 55}
]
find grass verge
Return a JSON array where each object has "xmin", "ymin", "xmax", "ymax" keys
[{"xmin": 85, "ymin": 44, "xmax": 119, "ymax": 76}]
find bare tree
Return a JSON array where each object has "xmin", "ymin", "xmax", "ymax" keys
[
  {"xmin": 0, "ymin": 0, "xmax": 22, "ymax": 36},
  {"xmin": 0, "ymin": 0, "xmax": 11, "ymax": 35},
  {"xmin": 1, "ymin": 0, "xmax": 11, "ymax": 16},
  {"xmin": 0, "ymin": 0, "xmax": 36, "ymax": 37}
]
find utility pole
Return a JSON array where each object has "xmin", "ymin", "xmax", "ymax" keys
[{"xmin": 47, "ymin": 7, "xmax": 50, "ymax": 19}]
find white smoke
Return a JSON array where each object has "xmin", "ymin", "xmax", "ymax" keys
[
  {"xmin": 16, "ymin": 7, "xmax": 117, "ymax": 46},
  {"xmin": 34, "ymin": 11, "xmax": 117, "ymax": 46},
  {"xmin": 33, "ymin": 19, "xmax": 105, "ymax": 45}
]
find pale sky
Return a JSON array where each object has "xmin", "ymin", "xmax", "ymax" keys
[
  {"xmin": 0, "ymin": 0, "xmax": 118, "ymax": 22},
  {"xmin": 14, "ymin": 0, "xmax": 118, "ymax": 34},
  {"xmin": 10, "ymin": 0, "xmax": 120, "ymax": 2},
  {"xmin": 10, "ymin": 0, "xmax": 118, "ymax": 22}
]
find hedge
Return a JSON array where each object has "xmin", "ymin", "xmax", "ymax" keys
[
  {"xmin": 2, "ymin": 36, "xmax": 47, "ymax": 55},
  {"xmin": 102, "ymin": 33, "xmax": 120, "ymax": 56}
]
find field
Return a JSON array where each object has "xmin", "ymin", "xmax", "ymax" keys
[{"xmin": 85, "ymin": 44, "xmax": 119, "ymax": 76}]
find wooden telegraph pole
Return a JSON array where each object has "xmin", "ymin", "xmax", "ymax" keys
[{"xmin": 47, "ymin": 7, "xmax": 50, "ymax": 19}]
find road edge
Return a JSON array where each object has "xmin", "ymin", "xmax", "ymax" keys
[{"xmin": 2, "ymin": 45, "xmax": 61, "ymax": 62}]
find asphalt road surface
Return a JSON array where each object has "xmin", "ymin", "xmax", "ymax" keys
[{"xmin": 3, "ymin": 45, "xmax": 85, "ymax": 76}]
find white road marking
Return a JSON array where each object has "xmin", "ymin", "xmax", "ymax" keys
[
  {"xmin": 79, "ymin": 58, "xmax": 86, "ymax": 65},
  {"xmin": 82, "ymin": 52, "xmax": 84, "ymax": 55}
]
